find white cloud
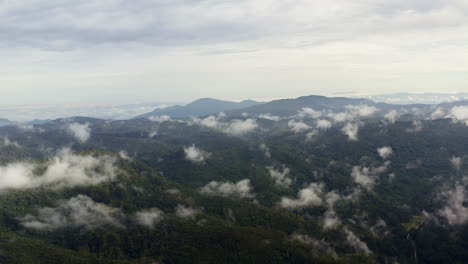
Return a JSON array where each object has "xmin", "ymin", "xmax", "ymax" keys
[
  {"xmin": 200, "ymin": 179, "xmax": 254, "ymax": 198},
  {"xmin": 258, "ymin": 113, "xmax": 281, "ymax": 121},
  {"xmin": 384, "ymin": 110, "xmax": 399, "ymax": 123},
  {"xmin": 377, "ymin": 146, "xmax": 393, "ymax": 159},
  {"xmin": 437, "ymin": 185, "xmax": 468, "ymax": 226},
  {"xmin": 226, "ymin": 119, "xmax": 258, "ymax": 135},
  {"xmin": 259, "ymin": 144, "xmax": 271, "ymax": 159},
  {"xmin": 192, "ymin": 115, "xmax": 221, "ymax": 129},
  {"xmin": 345, "ymin": 105, "xmax": 378, "ymax": 117},
  {"xmin": 406, "ymin": 120, "xmax": 423, "ymax": 132},
  {"xmin": 134, "ymin": 208, "xmax": 164, "ymax": 229},
  {"xmin": 316, "ymin": 119, "xmax": 332, "ymax": 130},
  {"xmin": 148, "ymin": 115, "xmax": 171, "ymax": 122},
  {"xmin": 0, "ymin": 149, "xmax": 117, "ymax": 191},
  {"xmin": 0, "ymin": 137, "xmax": 21, "ymax": 148},
  {"xmin": 184, "ymin": 145, "xmax": 211, "ymax": 164},
  {"xmin": 288, "ymin": 120, "xmax": 311, "ymax": 133},
  {"xmin": 267, "ymin": 166, "xmax": 292, "ymax": 188},
  {"xmin": 279, "ymin": 183, "xmax": 323, "ymax": 209},
  {"xmin": 341, "ymin": 123, "xmax": 359, "ymax": 141},
  {"xmin": 447, "ymin": 106, "xmax": 468, "ymax": 125},
  {"xmin": 323, "ymin": 191, "xmax": 342, "ymax": 230},
  {"xmin": 175, "ymin": 205, "xmax": 199, "ymax": 219},
  {"xmin": 20, "ymin": 195, "xmax": 122, "ymax": 230},
  {"xmin": 192, "ymin": 117, "xmax": 258, "ymax": 135},
  {"xmin": 297, "ymin": 108, "xmax": 322, "ymax": 119},
  {"xmin": 343, "ymin": 227, "xmax": 372, "ymax": 254},
  {"xmin": 451, "ymin": 156, "xmax": 463, "ymax": 171},
  {"xmin": 431, "ymin": 107, "xmax": 446, "ymax": 119},
  {"xmin": 351, "ymin": 162, "xmax": 390, "ymax": 189},
  {"xmin": 67, "ymin": 122, "xmax": 91, "ymax": 143},
  {"xmin": 118, "ymin": 150, "xmax": 131, "ymax": 161}
]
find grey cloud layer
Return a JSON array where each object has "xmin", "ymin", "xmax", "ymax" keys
[{"xmin": 1, "ymin": 0, "xmax": 466, "ymax": 50}]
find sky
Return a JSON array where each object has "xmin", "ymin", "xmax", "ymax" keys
[{"xmin": 0, "ymin": 0, "xmax": 467, "ymax": 105}]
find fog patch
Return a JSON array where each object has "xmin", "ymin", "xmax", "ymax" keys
[
  {"xmin": 175, "ymin": 205, "xmax": 199, "ymax": 219},
  {"xmin": 351, "ymin": 161, "xmax": 390, "ymax": 189},
  {"xmin": 384, "ymin": 110, "xmax": 399, "ymax": 123},
  {"xmin": 297, "ymin": 108, "xmax": 322, "ymax": 119},
  {"xmin": 377, "ymin": 146, "xmax": 393, "ymax": 159},
  {"xmin": 148, "ymin": 115, "xmax": 171, "ymax": 122},
  {"xmin": 437, "ymin": 185, "xmax": 468, "ymax": 226},
  {"xmin": 280, "ymin": 183, "xmax": 323, "ymax": 209},
  {"xmin": 288, "ymin": 120, "xmax": 311, "ymax": 133},
  {"xmin": 341, "ymin": 123, "xmax": 359, "ymax": 141},
  {"xmin": 267, "ymin": 166, "xmax": 292, "ymax": 188},
  {"xmin": 0, "ymin": 149, "xmax": 117, "ymax": 192},
  {"xmin": 67, "ymin": 122, "xmax": 91, "ymax": 143},
  {"xmin": 134, "ymin": 207, "xmax": 164, "ymax": 228},
  {"xmin": 184, "ymin": 145, "xmax": 211, "ymax": 164},
  {"xmin": 450, "ymin": 156, "xmax": 463, "ymax": 171},
  {"xmin": 200, "ymin": 179, "xmax": 254, "ymax": 198},
  {"xmin": 20, "ymin": 195, "xmax": 122, "ymax": 231},
  {"xmin": 343, "ymin": 227, "xmax": 372, "ymax": 254},
  {"xmin": 0, "ymin": 137, "xmax": 20, "ymax": 148},
  {"xmin": 447, "ymin": 106, "xmax": 468, "ymax": 125},
  {"xmin": 258, "ymin": 114, "xmax": 280, "ymax": 121}
]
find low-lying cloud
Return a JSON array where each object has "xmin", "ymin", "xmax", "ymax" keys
[
  {"xmin": 134, "ymin": 208, "xmax": 164, "ymax": 229},
  {"xmin": 280, "ymin": 183, "xmax": 323, "ymax": 209},
  {"xmin": 437, "ymin": 185, "xmax": 468, "ymax": 226},
  {"xmin": 184, "ymin": 145, "xmax": 211, "ymax": 164},
  {"xmin": 20, "ymin": 195, "xmax": 122, "ymax": 230},
  {"xmin": 200, "ymin": 179, "xmax": 254, "ymax": 198},
  {"xmin": 0, "ymin": 149, "xmax": 117, "ymax": 191},
  {"xmin": 267, "ymin": 166, "xmax": 292, "ymax": 188},
  {"xmin": 67, "ymin": 122, "xmax": 91, "ymax": 143},
  {"xmin": 377, "ymin": 146, "xmax": 393, "ymax": 159}
]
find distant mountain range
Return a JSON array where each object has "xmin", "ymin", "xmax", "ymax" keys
[
  {"xmin": 0, "ymin": 118, "xmax": 15, "ymax": 127},
  {"xmin": 135, "ymin": 98, "xmax": 262, "ymax": 119}
]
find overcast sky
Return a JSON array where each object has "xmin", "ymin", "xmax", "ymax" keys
[{"xmin": 0, "ymin": 0, "xmax": 467, "ymax": 105}]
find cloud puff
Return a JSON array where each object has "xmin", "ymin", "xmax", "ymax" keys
[
  {"xmin": 192, "ymin": 116, "xmax": 258, "ymax": 135},
  {"xmin": 134, "ymin": 208, "xmax": 164, "ymax": 229},
  {"xmin": 175, "ymin": 205, "xmax": 199, "ymax": 219},
  {"xmin": 447, "ymin": 106, "xmax": 468, "ymax": 125},
  {"xmin": 226, "ymin": 119, "xmax": 258, "ymax": 135},
  {"xmin": 343, "ymin": 227, "xmax": 372, "ymax": 254},
  {"xmin": 148, "ymin": 115, "xmax": 171, "ymax": 122},
  {"xmin": 316, "ymin": 119, "xmax": 332, "ymax": 130},
  {"xmin": 0, "ymin": 137, "xmax": 21, "ymax": 148},
  {"xmin": 323, "ymin": 191, "xmax": 342, "ymax": 230},
  {"xmin": 450, "ymin": 156, "xmax": 463, "ymax": 171},
  {"xmin": 67, "ymin": 122, "xmax": 91, "ymax": 143},
  {"xmin": 279, "ymin": 183, "xmax": 323, "ymax": 209},
  {"xmin": 258, "ymin": 113, "xmax": 281, "ymax": 121},
  {"xmin": 297, "ymin": 108, "xmax": 322, "ymax": 119},
  {"xmin": 431, "ymin": 107, "xmax": 446, "ymax": 120},
  {"xmin": 259, "ymin": 144, "xmax": 272, "ymax": 159},
  {"xmin": 267, "ymin": 166, "xmax": 292, "ymax": 188},
  {"xmin": 0, "ymin": 149, "xmax": 117, "ymax": 191},
  {"xmin": 406, "ymin": 120, "xmax": 423, "ymax": 132},
  {"xmin": 329, "ymin": 105, "xmax": 378, "ymax": 123},
  {"xmin": 437, "ymin": 185, "xmax": 468, "ymax": 226},
  {"xmin": 200, "ymin": 179, "xmax": 254, "ymax": 198},
  {"xmin": 288, "ymin": 120, "xmax": 311, "ymax": 133},
  {"xmin": 351, "ymin": 162, "xmax": 390, "ymax": 189},
  {"xmin": 341, "ymin": 123, "xmax": 360, "ymax": 141},
  {"xmin": 184, "ymin": 145, "xmax": 211, "ymax": 164},
  {"xmin": 20, "ymin": 195, "xmax": 122, "ymax": 231},
  {"xmin": 384, "ymin": 110, "xmax": 399, "ymax": 123},
  {"xmin": 377, "ymin": 146, "xmax": 393, "ymax": 159}
]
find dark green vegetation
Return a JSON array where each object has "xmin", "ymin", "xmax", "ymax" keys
[{"xmin": 1, "ymin": 96, "xmax": 468, "ymax": 264}]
